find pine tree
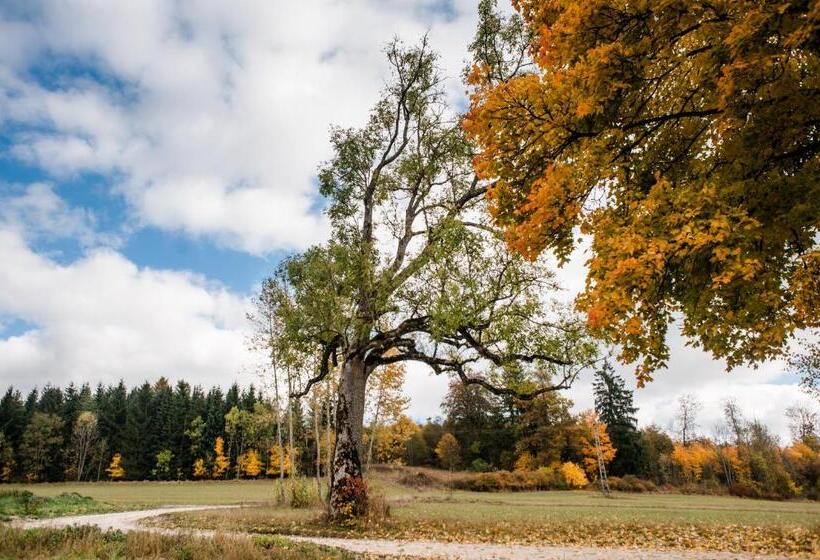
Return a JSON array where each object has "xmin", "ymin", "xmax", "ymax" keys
[
  {"xmin": 123, "ymin": 383, "xmax": 153, "ymax": 480},
  {"xmin": 593, "ymin": 362, "xmax": 641, "ymax": 476}
]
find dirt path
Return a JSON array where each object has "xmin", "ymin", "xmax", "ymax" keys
[{"xmin": 13, "ymin": 507, "xmax": 794, "ymax": 560}]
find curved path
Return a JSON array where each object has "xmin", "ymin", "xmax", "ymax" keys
[{"xmin": 14, "ymin": 507, "xmax": 794, "ymax": 560}]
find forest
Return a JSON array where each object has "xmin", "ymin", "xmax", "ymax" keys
[{"xmin": 1, "ymin": 361, "xmax": 817, "ymax": 501}]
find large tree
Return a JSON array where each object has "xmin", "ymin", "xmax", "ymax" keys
[
  {"xmin": 464, "ymin": 0, "xmax": 820, "ymax": 383},
  {"xmin": 266, "ymin": 39, "xmax": 595, "ymax": 518}
]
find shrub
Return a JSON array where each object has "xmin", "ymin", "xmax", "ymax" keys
[
  {"xmin": 471, "ymin": 458, "xmax": 490, "ymax": 472},
  {"xmin": 559, "ymin": 462, "xmax": 589, "ymax": 489},
  {"xmin": 398, "ymin": 471, "xmax": 442, "ymax": 488},
  {"xmin": 288, "ymin": 478, "xmax": 318, "ymax": 509},
  {"xmin": 608, "ymin": 475, "xmax": 657, "ymax": 493}
]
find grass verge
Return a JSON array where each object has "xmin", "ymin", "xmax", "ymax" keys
[
  {"xmin": 0, "ymin": 490, "xmax": 116, "ymax": 521},
  {"xmin": 0, "ymin": 525, "xmax": 358, "ymax": 560}
]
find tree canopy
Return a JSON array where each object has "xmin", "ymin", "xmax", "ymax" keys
[{"xmin": 464, "ymin": 0, "xmax": 820, "ymax": 383}]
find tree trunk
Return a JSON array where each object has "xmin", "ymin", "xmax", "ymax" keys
[{"xmin": 329, "ymin": 355, "xmax": 368, "ymax": 519}]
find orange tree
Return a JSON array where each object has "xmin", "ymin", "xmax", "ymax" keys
[{"xmin": 464, "ymin": 0, "xmax": 820, "ymax": 382}]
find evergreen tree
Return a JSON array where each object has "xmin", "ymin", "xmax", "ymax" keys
[
  {"xmin": 123, "ymin": 383, "xmax": 153, "ymax": 479},
  {"xmin": 97, "ymin": 381, "xmax": 127, "ymax": 456},
  {"xmin": 0, "ymin": 388, "xmax": 25, "ymax": 479},
  {"xmin": 593, "ymin": 362, "xmax": 642, "ymax": 476}
]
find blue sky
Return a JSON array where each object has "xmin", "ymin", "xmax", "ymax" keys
[{"xmin": 0, "ymin": 0, "xmax": 812, "ymax": 439}]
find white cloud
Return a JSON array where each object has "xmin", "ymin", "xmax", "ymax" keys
[
  {"xmin": 0, "ymin": 0, "xmax": 480, "ymax": 254},
  {"xmin": 0, "ymin": 182, "xmax": 116, "ymax": 248},
  {"xmin": 0, "ymin": 227, "xmax": 254, "ymax": 391}
]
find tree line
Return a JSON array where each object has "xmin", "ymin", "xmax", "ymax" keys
[
  {"xmin": 3, "ymin": 362, "xmax": 815, "ymax": 501},
  {"xmin": 368, "ymin": 364, "xmax": 820, "ymax": 500},
  {"xmin": 0, "ymin": 378, "xmax": 317, "ymax": 484}
]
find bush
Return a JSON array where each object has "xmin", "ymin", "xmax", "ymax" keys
[
  {"xmin": 365, "ymin": 493, "xmax": 391, "ymax": 522},
  {"xmin": 398, "ymin": 471, "xmax": 442, "ymax": 488},
  {"xmin": 559, "ymin": 462, "xmax": 588, "ymax": 489},
  {"xmin": 288, "ymin": 478, "xmax": 318, "ymax": 509},
  {"xmin": 608, "ymin": 475, "xmax": 657, "ymax": 493},
  {"xmin": 450, "ymin": 466, "xmax": 572, "ymax": 492},
  {"xmin": 471, "ymin": 458, "xmax": 490, "ymax": 472}
]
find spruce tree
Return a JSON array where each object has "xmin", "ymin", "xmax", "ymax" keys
[{"xmin": 593, "ymin": 362, "xmax": 642, "ymax": 477}]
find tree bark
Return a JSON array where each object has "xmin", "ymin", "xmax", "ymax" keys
[{"xmin": 329, "ymin": 355, "xmax": 368, "ymax": 518}]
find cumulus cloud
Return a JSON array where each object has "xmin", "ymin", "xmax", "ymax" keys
[
  {"xmin": 0, "ymin": 0, "xmax": 479, "ymax": 254},
  {"xmin": 0, "ymin": 227, "xmax": 254, "ymax": 391}
]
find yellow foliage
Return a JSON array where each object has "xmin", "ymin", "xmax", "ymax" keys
[
  {"xmin": 211, "ymin": 437, "xmax": 230, "ymax": 479},
  {"xmin": 671, "ymin": 442, "xmax": 716, "ymax": 482},
  {"xmin": 578, "ymin": 411, "xmax": 616, "ymax": 478},
  {"xmin": 192, "ymin": 458, "xmax": 207, "ymax": 479},
  {"xmin": 373, "ymin": 415, "xmax": 420, "ymax": 464},
  {"xmin": 237, "ymin": 449, "xmax": 263, "ymax": 478},
  {"xmin": 560, "ymin": 461, "xmax": 588, "ymax": 488},
  {"xmin": 266, "ymin": 445, "xmax": 297, "ymax": 476},
  {"xmin": 514, "ymin": 452, "xmax": 537, "ymax": 472},
  {"xmin": 435, "ymin": 433, "xmax": 461, "ymax": 471},
  {"xmin": 106, "ymin": 453, "xmax": 125, "ymax": 480}
]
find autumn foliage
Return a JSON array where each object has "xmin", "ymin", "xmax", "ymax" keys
[
  {"xmin": 105, "ymin": 453, "xmax": 125, "ymax": 480},
  {"xmin": 465, "ymin": 0, "xmax": 820, "ymax": 382}
]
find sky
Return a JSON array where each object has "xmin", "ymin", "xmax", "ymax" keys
[{"xmin": 0, "ymin": 0, "xmax": 812, "ymax": 442}]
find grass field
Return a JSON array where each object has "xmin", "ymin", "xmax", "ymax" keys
[
  {"xmin": 4, "ymin": 467, "xmax": 819, "ymax": 556},
  {"xmin": 2, "ymin": 479, "xmax": 277, "ymax": 508}
]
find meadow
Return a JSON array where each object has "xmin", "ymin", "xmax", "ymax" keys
[{"xmin": 3, "ymin": 466, "xmax": 818, "ymax": 557}]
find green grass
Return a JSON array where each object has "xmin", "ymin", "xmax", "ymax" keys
[
  {"xmin": 2, "ymin": 479, "xmax": 278, "ymax": 508},
  {"xmin": 0, "ymin": 525, "xmax": 357, "ymax": 560},
  {"xmin": 0, "ymin": 491, "xmax": 115, "ymax": 521}
]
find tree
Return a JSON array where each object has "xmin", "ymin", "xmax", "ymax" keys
[
  {"xmin": 106, "ymin": 453, "xmax": 125, "ymax": 480},
  {"xmin": 237, "ymin": 450, "xmax": 263, "ymax": 478},
  {"xmin": 593, "ymin": 362, "xmax": 640, "ymax": 476},
  {"xmin": 675, "ymin": 394, "xmax": 702, "ymax": 446},
  {"xmin": 20, "ymin": 412, "xmax": 63, "ymax": 481},
  {"xmin": 153, "ymin": 449, "xmax": 174, "ymax": 480},
  {"xmin": 0, "ymin": 432, "xmax": 15, "ymax": 482},
  {"xmin": 71, "ymin": 411, "xmax": 99, "ymax": 481},
  {"xmin": 192, "ymin": 458, "xmax": 207, "ymax": 479},
  {"xmin": 638, "ymin": 425, "xmax": 674, "ymax": 484},
  {"xmin": 373, "ymin": 415, "xmax": 420, "ymax": 464},
  {"xmin": 578, "ymin": 411, "xmax": 616, "ymax": 480},
  {"xmin": 464, "ymin": 0, "xmax": 820, "ymax": 383},
  {"xmin": 790, "ymin": 341, "xmax": 820, "ymax": 401},
  {"xmin": 403, "ymin": 431, "xmax": 431, "ymax": 466},
  {"xmin": 435, "ymin": 433, "xmax": 461, "ymax": 471},
  {"xmin": 212, "ymin": 437, "xmax": 230, "ymax": 479},
  {"xmin": 365, "ymin": 363, "xmax": 409, "ymax": 469},
  {"xmin": 785, "ymin": 404, "xmax": 818, "ymax": 443},
  {"xmin": 264, "ymin": 38, "xmax": 595, "ymax": 517}
]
